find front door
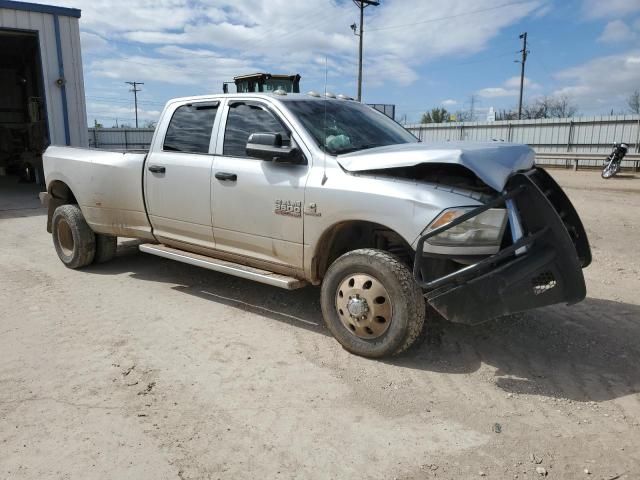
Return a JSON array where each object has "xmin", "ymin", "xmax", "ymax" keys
[
  {"xmin": 144, "ymin": 101, "xmax": 219, "ymax": 249},
  {"xmin": 212, "ymin": 100, "xmax": 309, "ymax": 270}
]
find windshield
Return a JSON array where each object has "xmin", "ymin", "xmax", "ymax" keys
[{"xmin": 284, "ymin": 100, "xmax": 418, "ymax": 155}]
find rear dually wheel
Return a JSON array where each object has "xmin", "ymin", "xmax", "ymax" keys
[{"xmin": 51, "ymin": 204, "xmax": 96, "ymax": 269}]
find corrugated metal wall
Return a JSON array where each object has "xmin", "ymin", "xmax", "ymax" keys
[
  {"xmin": 88, "ymin": 128, "xmax": 155, "ymax": 150},
  {"xmin": 0, "ymin": 5, "xmax": 88, "ymax": 147},
  {"xmin": 406, "ymin": 116, "xmax": 640, "ymax": 154},
  {"xmin": 89, "ymin": 116, "xmax": 640, "ymax": 159}
]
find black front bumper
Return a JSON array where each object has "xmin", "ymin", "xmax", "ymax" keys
[{"xmin": 413, "ymin": 167, "xmax": 591, "ymax": 325}]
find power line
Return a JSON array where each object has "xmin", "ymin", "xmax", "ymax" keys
[
  {"xmin": 84, "ymin": 3, "xmax": 358, "ymax": 80},
  {"xmin": 448, "ymin": 49, "xmax": 520, "ymax": 67},
  {"xmin": 367, "ymin": 0, "xmax": 536, "ymax": 31},
  {"xmin": 106, "ymin": 3, "xmax": 338, "ymax": 64},
  {"xmin": 86, "ymin": 95, "xmax": 166, "ymax": 107}
]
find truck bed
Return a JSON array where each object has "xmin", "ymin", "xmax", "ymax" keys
[{"xmin": 43, "ymin": 145, "xmax": 153, "ymax": 239}]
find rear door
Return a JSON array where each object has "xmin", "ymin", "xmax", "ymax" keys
[
  {"xmin": 211, "ymin": 99, "xmax": 309, "ymax": 271},
  {"xmin": 144, "ymin": 101, "xmax": 219, "ymax": 249}
]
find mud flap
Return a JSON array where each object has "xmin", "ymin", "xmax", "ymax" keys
[{"xmin": 414, "ymin": 167, "xmax": 590, "ymax": 325}]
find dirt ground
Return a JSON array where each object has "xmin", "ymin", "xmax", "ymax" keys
[{"xmin": 1, "ymin": 169, "xmax": 639, "ymax": 480}]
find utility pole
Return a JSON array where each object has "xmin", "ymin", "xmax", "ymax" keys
[
  {"xmin": 517, "ymin": 32, "xmax": 528, "ymax": 120},
  {"xmin": 468, "ymin": 94, "xmax": 477, "ymax": 122},
  {"xmin": 351, "ymin": 0, "xmax": 379, "ymax": 102},
  {"xmin": 125, "ymin": 81, "xmax": 144, "ymax": 128}
]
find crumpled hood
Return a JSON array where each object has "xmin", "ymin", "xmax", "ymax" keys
[{"xmin": 337, "ymin": 141, "xmax": 536, "ymax": 191}]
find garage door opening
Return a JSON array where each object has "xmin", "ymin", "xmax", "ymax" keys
[{"xmin": 0, "ymin": 29, "xmax": 48, "ymax": 195}]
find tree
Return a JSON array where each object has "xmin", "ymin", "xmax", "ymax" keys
[
  {"xmin": 421, "ymin": 107, "xmax": 451, "ymax": 124},
  {"xmin": 521, "ymin": 95, "xmax": 578, "ymax": 119},
  {"xmin": 144, "ymin": 120, "xmax": 157, "ymax": 128},
  {"xmin": 628, "ymin": 90, "xmax": 640, "ymax": 114},
  {"xmin": 548, "ymin": 95, "xmax": 578, "ymax": 118},
  {"xmin": 496, "ymin": 109, "xmax": 518, "ymax": 121}
]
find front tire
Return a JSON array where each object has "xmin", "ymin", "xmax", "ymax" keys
[
  {"xmin": 51, "ymin": 204, "xmax": 96, "ymax": 269},
  {"xmin": 601, "ymin": 159, "xmax": 616, "ymax": 179},
  {"xmin": 320, "ymin": 249, "xmax": 426, "ymax": 358}
]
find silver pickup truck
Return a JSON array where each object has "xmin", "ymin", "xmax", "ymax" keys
[{"xmin": 41, "ymin": 92, "xmax": 591, "ymax": 358}]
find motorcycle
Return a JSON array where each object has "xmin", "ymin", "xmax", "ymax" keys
[{"xmin": 601, "ymin": 143, "xmax": 629, "ymax": 179}]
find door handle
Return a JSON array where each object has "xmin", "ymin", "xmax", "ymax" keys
[
  {"xmin": 215, "ymin": 172, "xmax": 237, "ymax": 181},
  {"xmin": 148, "ymin": 165, "xmax": 166, "ymax": 173}
]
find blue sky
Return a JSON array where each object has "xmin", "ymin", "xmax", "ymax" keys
[{"xmin": 40, "ymin": 0, "xmax": 640, "ymax": 126}]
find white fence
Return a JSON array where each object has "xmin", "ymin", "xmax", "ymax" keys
[{"xmin": 405, "ymin": 115, "xmax": 640, "ymax": 170}]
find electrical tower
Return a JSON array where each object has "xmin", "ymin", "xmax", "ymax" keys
[
  {"xmin": 516, "ymin": 32, "xmax": 528, "ymax": 120},
  {"xmin": 351, "ymin": 0, "xmax": 379, "ymax": 102},
  {"xmin": 125, "ymin": 81, "xmax": 144, "ymax": 128}
]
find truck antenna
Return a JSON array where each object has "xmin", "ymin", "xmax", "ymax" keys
[{"xmin": 321, "ymin": 56, "xmax": 329, "ymax": 186}]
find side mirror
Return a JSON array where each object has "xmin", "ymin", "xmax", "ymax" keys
[{"xmin": 246, "ymin": 133, "xmax": 302, "ymax": 164}]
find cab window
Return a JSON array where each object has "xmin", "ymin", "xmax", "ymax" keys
[
  {"xmin": 223, "ymin": 102, "xmax": 290, "ymax": 157},
  {"xmin": 163, "ymin": 102, "xmax": 218, "ymax": 154}
]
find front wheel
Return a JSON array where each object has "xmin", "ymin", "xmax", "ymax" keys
[
  {"xmin": 320, "ymin": 249, "xmax": 426, "ymax": 358},
  {"xmin": 601, "ymin": 159, "xmax": 617, "ymax": 179}
]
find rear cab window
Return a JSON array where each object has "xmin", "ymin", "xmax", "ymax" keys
[{"xmin": 163, "ymin": 102, "xmax": 219, "ymax": 154}]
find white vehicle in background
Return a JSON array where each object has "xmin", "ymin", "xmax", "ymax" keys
[{"xmin": 41, "ymin": 92, "xmax": 591, "ymax": 358}]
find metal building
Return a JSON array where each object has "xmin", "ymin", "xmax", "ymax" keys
[{"xmin": 0, "ymin": 0, "xmax": 87, "ymax": 187}]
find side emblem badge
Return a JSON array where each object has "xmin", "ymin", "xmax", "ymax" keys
[
  {"xmin": 304, "ymin": 203, "xmax": 322, "ymax": 217},
  {"xmin": 275, "ymin": 200, "xmax": 302, "ymax": 217}
]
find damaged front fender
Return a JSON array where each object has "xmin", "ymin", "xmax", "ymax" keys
[{"xmin": 413, "ymin": 167, "xmax": 591, "ymax": 325}]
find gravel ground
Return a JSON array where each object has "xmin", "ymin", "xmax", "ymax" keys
[{"xmin": 0, "ymin": 169, "xmax": 639, "ymax": 480}]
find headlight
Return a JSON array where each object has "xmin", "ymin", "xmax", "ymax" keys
[{"xmin": 425, "ymin": 207, "xmax": 508, "ymax": 247}]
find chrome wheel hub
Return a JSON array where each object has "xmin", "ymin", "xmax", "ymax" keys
[
  {"xmin": 335, "ymin": 273, "xmax": 393, "ymax": 339},
  {"xmin": 347, "ymin": 296, "xmax": 369, "ymax": 317}
]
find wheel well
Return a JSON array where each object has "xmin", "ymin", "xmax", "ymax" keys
[
  {"xmin": 313, "ymin": 221, "xmax": 413, "ymax": 282},
  {"xmin": 49, "ymin": 180, "xmax": 77, "ymax": 204},
  {"xmin": 46, "ymin": 181, "xmax": 77, "ymax": 233}
]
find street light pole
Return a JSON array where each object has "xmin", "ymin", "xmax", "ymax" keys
[{"xmin": 352, "ymin": 0, "xmax": 379, "ymax": 102}]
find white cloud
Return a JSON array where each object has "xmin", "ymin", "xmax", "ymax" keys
[
  {"xmin": 477, "ymin": 87, "xmax": 517, "ymax": 98},
  {"xmin": 582, "ymin": 0, "xmax": 640, "ymax": 19},
  {"xmin": 87, "ymin": 101, "xmax": 161, "ymax": 125},
  {"xmin": 40, "ymin": 0, "xmax": 548, "ymax": 91},
  {"xmin": 478, "ymin": 76, "xmax": 541, "ymax": 98},
  {"xmin": 504, "ymin": 76, "xmax": 541, "ymax": 89},
  {"xmin": 89, "ymin": 52, "xmax": 257, "ymax": 86},
  {"xmin": 553, "ymin": 50, "xmax": 640, "ymax": 110},
  {"xmin": 30, "ymin": 0, "xmax": 552, "ymax": 119},
  {"xmin": 598, "ymin": 20, "xmax": 635, "ymax": 43},
  {"xmin": 441, "ymin": 99, "xmax": 458, "ymax": 106},
  {"xmin": 80, "ymin": 32, "xmax": 112, "ymax": 53}
]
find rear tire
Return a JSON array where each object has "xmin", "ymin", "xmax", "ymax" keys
[
  {"xmin": 51, "ymin": 204, "xmax": 96, "ymax": 269},
  {"xmin": 320, "ymin": 249, "xmax": 426, "ymax": 358},
  {"xmin": 94, "ymin": 234, "xmax": 117, "ymax": 263}
]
